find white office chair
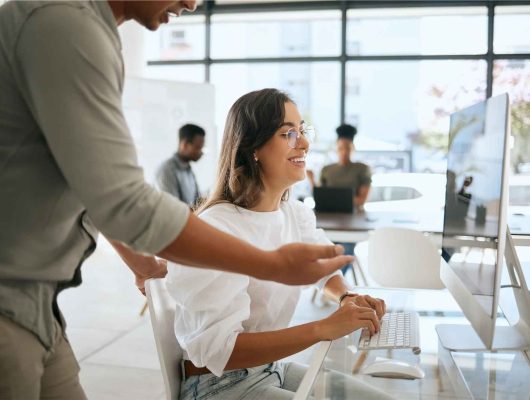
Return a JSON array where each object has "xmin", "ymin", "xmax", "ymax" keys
[
  {"xmin": 145, "ymin": 278, "xmax": 182, "ymax": 400},
  {"xmin": 355, "ymin": 227, "xmax": 445, "ymax": 289}
]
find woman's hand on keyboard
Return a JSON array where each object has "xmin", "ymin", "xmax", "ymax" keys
[
  {"xmin": 342, "ymin": 295, "xmax": 386, "ymax": 320},
  {"xmin": 315, "ymin": 303, "xmax": 380, "ymax": 341}
]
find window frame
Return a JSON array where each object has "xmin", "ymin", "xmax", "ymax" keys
[{"xmin": 146, "ymin": 0, "xmax": 530, "ymax": 126}]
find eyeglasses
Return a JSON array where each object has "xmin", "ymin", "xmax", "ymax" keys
[{"xmin": 282, "ymin": 123, "xmax": 316, "ymax": 149}]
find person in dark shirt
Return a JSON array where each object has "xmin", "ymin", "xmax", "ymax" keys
[
  {"xmin": 320, "ymin": 124, "xmax": 372, "ymax": 210},
  {"xmin": 309, "ymin": 124, "xmax": 372, "ymax": 278},
  {"xmin": 156, "ymin": 124, "xmax": 205, "ymax": 207}
]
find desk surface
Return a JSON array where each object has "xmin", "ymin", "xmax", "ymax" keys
[
  {"xmin": 316, "ymin": 210, "xmax": 443, "ymax": 233},
  {"xmin": 316, "ymin": 210, "xmax": 530, "ymax": 246},
  {"xmin": 295, "ymin": 288, "xmax": 530, "ymax": 400},
  {"xmin": 316, "ymin": 210, "xmax": 530, "ymax": 235}
]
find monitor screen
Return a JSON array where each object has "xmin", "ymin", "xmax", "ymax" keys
[{"xmin": 441, "ymin": 94, "xmax": 510, "ymax": 347}]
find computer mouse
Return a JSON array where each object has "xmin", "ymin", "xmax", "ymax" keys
[{"xmin": 361, "ymin": 359, "xmax": 425, "ymax": 380}]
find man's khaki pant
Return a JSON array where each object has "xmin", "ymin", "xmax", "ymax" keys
[{"xmin": 0, "ymin": 314, "xmax": 87, "ymax": 400}]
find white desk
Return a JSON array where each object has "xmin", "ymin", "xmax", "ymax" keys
[{"xmin": 294, "ymin": 288, "xmax": 530, "ymax": 399}]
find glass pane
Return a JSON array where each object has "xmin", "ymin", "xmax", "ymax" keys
[
  {"xmin": 211, "ymin": 11, "xmax": 341, "ymax": 59},
  {"xmin": 494, "ymin": 6, "xmax": 530, "ymax": 54},
  {"xmin": 210, "ymin": 61, "xmax": 340, "ymax": 146},
  {"xmin": 493, "ymin": 59, "xmax": 530, "ymax": 214},
  {"xmin": 144, "ymin": 64, "xmax": 205, "ymax": 83},
  {"xmin": 347, "ymin": 7, "xmax": 487, "ymax": 55},
  {"xmin": 145, "ymin": 15, "xmax": 205, "ymax": 61},
  {"xmin": 345, "ymin": 60, "xmax": 487, "ymax": 173}
]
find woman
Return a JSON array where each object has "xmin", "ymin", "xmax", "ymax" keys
[
  {"xmin": 319, "ymin": 124, "xmax": 371, "ymax": 210},
  {"xmin": 167, "ymin": 89, "xmax": 391, "ymax": 399}
]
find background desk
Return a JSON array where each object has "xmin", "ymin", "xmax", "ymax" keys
[
  {"xmin": 316, "ymin": 210, "xmax": 530, "ymax": 246},
  {"xmin": 294, "ymin": 288, "xmax": 530, "ymax": 400}
]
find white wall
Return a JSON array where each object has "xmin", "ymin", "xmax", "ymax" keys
[
  {"xmin": 122, "ymin": 77, "xmax": 216, "ymax": 193},
  {"xmin": 119, "ymin": 23, "xmax": 218, "ymax": 194}
]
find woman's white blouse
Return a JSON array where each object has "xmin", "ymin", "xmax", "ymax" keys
[{"xmin": 166, "ymin": 200, "xmax": 340, "ymax": 376}]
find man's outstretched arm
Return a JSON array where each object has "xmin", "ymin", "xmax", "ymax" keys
[
  {"xmin": 159, "ymin": 213, "xmax": 353, "ymax": 285},
  {"xmin": 112, "ymin": 212, "xmax": 353, "ymax": 290}
]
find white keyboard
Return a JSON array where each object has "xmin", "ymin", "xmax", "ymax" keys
[{"xmin": 358, "ymin": 311, "xmax": 421, "ymax": 354}]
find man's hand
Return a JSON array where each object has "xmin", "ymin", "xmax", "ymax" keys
[
  {"xmin": 135, "ymin": 258, "xmax": 167, "ymax": 295},
  {"xmin": 341, "ymin": 294, "xmax": 386, "ymax": 320},
  {"xmin": 265, "ymin": 243, "xmax": 354, "ymax": 286},
  {"xmin": 109, "ymin": 238, "xmax": 168, "ymax": 295}
]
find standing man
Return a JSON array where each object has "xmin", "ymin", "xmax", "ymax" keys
[
  {"xmin": 0, "ymin": 1, "xmax": 353, "ymax": 398},
  {"xmin": 320, "ymin": 124, "xmax": 372, "ymax": 210},
  {"xmin": 157, "ymin": 123, "xmax": 204, "ymax": 207}
]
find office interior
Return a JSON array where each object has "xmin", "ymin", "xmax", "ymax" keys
[{"xmin": 3, "ymin": 0, "xmax": 530, "ymax": 399}]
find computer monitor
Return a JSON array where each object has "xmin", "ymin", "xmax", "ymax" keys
[{"xmin": 437, "ymin": 93, "xmax": 530, "ymax": 352}]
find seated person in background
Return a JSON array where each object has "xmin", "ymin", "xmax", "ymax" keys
[
  {"xmin": 310, "ymin": 124, "xmax": 372, "ymax": 276},
  {"xmin": 319, "ymin": 124, "xmax": 372, "ymax": 210},
  {"xmin": 167, "ymin": 88, "xmax": 391, "ymax": 400},
  {"xmin": 156, "ymin": 123, "xmax": 205, "ymax": 207}
]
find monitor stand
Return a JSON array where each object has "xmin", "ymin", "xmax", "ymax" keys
[
  {"xmin": 436, "ymin": 228, "xmax": 530, "ymax": 352},
  {"xmin": 436, "ymin": 324, "xmax": 528, "ymax": 352}
]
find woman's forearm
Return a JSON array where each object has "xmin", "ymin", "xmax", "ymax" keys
[
  {"xmin": 322, "ymin": 274, "xmax": 350, "ymax": 303},
  {"xmin": 225, "ymin": 322, "xmax": 322, "ymax": 370}
]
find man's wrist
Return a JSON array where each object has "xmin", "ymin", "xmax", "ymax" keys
[
  {"xmin": 254, "ymin": 249, "xmax": 278, "ymax": 282},
  {"xmin": 139, "ymin": 258, "xmax": 167, "ymax": 280}
]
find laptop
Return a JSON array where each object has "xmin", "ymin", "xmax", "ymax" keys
[{"xmin": 313, "ymin": 187, "xmax": 354, "ymax": 213}]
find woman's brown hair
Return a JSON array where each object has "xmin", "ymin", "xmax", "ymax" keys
[{"xmin": 197, "ymin": 88, "xmax": 294, "ymax": 213}]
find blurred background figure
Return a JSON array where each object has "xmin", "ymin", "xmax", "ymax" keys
[
  {"xmin": 307, "ymin": 124, "xmax": 373, "ymax": 277},
  {"xmin": 317, "ymin": 124, "xmax": 372, "ymax": 210},
  {"xmin": 156, "ymin": 123, "xmax": 205, "ymax": 207}
]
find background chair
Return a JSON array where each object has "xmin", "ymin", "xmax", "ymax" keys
[
  {"xmin": 354, "ymin": 227, "xmax": 445, "ymax": 289},
  {"xmin": 145, "ymin": 278, "xmax": 182, "ymax": 400}
]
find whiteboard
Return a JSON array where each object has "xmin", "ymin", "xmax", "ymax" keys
[{"xmin": 122, "ymin": 77, "xmax": 217, "ymax": 194}]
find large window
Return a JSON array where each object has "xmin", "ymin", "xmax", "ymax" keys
[
  {"xmin": 211, "ymin": 11, "xmax": 341, "ymax": 59},
  {"xmin": 493, "ymin": 59, "xmax": 530, "ymax": 173},
  {"xmin": 346, "ymin": 7, "xmax": 488, "ymax": 56},
  {"xmin": 143, "ymin": 64, "xmax": 206, "ymax": 83},
  {"xmin": 145, "ymin": 15, "xmax": 206, "ymax": 61},
  {"xmin": 494, "ymin": 6, "xmax": 530, "ymax": 53},
  {"xmin": 145, "ymin": 1, "xmax": 530, "ymax": 212},
  {"xmin": 345, "ymin": 60, "xmax": 487, "ymax": 173},
  {"xmin": 210, "ymin": 62, "xmax": 341, "ymax": 140}
]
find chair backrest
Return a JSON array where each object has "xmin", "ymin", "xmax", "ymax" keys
[
  {"xmin": 145, "ymin": 278, "xmax": 182, "ymax": 400},
  {"xmin": 367, "ymin": 227, "xmax": 445, "ymax": 289}
]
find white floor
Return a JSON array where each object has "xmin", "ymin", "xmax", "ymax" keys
[{"xmin": 58, "ymin": 238, "xmax": 336, "ymax": 400}]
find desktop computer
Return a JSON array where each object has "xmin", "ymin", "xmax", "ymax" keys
[
  {"xmin": 437, "ymin": 93, "xmax": 530, "ymax": 352},
  {"xmin": 357, "ymin": 94, "xmax": 530, "ymax": 358}
]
